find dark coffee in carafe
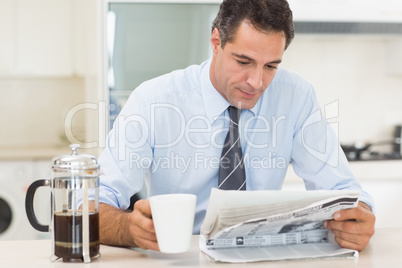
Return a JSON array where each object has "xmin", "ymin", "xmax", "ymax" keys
[{"xmin": 54, "ymin": 211, "xmax": 99, "ymax": 262}]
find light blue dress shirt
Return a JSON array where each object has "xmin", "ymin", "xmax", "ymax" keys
[{"xmin": 99, "ymin": 59, "xmax": 374, "ymax": 233}]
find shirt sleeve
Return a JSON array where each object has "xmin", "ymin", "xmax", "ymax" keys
[
  {"xmin": 98, "ymin": 91, "xmax": 152, "ymax": 209},
  {"xmin": 290, "ymin": 84, "xmax": 375, "ymax": 212}
]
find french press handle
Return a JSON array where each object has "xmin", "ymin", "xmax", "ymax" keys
[{"xmin": 25, "ymin": 179, "xmax": 50, "ymax": 232}]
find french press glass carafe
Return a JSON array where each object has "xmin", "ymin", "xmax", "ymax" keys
[{"xmin": 25, "ymin": 144, "xmax": 101, "ymax": 263}]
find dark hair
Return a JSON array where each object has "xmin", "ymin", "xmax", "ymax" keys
[{"xmin": 212, "ymin": 0, "xmax": 294, "ymax": 49}]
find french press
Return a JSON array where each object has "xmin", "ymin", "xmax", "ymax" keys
[{"xmin": 25, "ymin": 144, "xmax": 101, "ymax": 263}]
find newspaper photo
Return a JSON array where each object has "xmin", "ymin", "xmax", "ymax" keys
[{"xmin": 199, "ymin": 188, "xmax": 360, "ymax": 263}]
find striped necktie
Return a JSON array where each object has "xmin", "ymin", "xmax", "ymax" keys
[{"xmin": 218, "ymin": 106, "xmax": 246, "ymax": 190}]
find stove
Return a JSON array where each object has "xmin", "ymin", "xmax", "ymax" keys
[{"xmin": 344, "ymin": 150, "xmax": 402, "ymax": 162}]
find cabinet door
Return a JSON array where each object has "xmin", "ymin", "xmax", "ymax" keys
[
  {"xmin": 16, "ymin": 0, "xmax": 72, "ymax": 76},
  {"xmin": 0, "ymin": 0, "xmax": 14, "ymax": 74}
]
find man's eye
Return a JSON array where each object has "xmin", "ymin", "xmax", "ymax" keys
[
  {"xmin": 266, "ymin": 64, "xmax": 278, "ymax": 69},
  {"xmin": 237, "ymin": 60, "xmax": 249, "ymax": 65}
]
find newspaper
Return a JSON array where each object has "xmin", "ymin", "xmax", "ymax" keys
[{"xmin": 199, "ymin": 188, "xmax": 360, "ymax": 263}]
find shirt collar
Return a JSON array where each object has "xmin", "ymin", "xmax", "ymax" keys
[
  {"xmin": 249, "ymin": 98, "xmax": 261, "ymax": 116},
  {"xmin": 201, "ymin": 59, "xmax": 230, "ymax": 122}
]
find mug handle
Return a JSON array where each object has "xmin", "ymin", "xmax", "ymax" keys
[{"xmin": 25, "ymin": 179, "xmax": 50, "ymax": 232}]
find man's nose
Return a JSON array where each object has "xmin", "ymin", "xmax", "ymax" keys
[{"xmin": 247, "ymin": 68, "xmax": 263, "ymax": 89}]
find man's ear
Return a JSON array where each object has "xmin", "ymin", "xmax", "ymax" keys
[{"xmin": 211, "ymin": 27, "xmax": 221, "ymax": 53}]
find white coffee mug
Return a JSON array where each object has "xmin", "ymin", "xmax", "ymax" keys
[{"xmin": 149, "ymin": 194, "xmax": 197, "ymax": 253}]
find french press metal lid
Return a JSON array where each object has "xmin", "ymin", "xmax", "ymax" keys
[{"xmin": 51, "ymin": 144, "xmax": 100, "ymax": 175}]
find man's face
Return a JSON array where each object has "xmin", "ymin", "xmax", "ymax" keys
[{"xmin": 210, "ymin": 21, "xmax": 286, "ymax": 110}]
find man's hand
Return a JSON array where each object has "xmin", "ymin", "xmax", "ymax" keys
[
  {"xmin": 99, "ymin": 200, "xmax": 159, "ymax": 250},
  {"xmin": 324, "ymin": 201, "xmax": 375, "ymax": 251},
  {"xmin": 128, "ymin": 199, "xmax": 159, "ymax": 251}
]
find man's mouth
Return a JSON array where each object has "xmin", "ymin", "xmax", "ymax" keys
[{"xmin": 239, "ymin": 89, "xmax": 258, "ymax": 99}]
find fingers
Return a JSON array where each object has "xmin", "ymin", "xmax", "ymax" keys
[
  {"xmin": 134, "ymin": 199, "xmax": 153, "ymax": 218},
  {"xmin": 328, "ymin": 203, "xmax": 376, "ymax": 235},
  {"xmin": 325, "ymin": 219, "xmax": 370, "ymax": 251},
  {"xmin": 330, "ymin": 229, "xmax": 370, "ymax": 251},
  {"xmin": 324, "ymin": 203, "xmax": 376, "ymax": 251},
  {"xmin": 332, "ymin": 202, "xmax": 375, "ymax": 224},
  {"xmin": 325, "ymin": 218, "xmax": 361, "ymax": 235},
  {"xmin": 128, "ymin": 199, "xmax": 159, "ymax": 251}
]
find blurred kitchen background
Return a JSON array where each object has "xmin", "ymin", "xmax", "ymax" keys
[{"xmin": 0, "ymin": 0, "xmax": 402, "ymax": 240}]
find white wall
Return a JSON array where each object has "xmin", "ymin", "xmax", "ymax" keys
[{"xmin": 281, "ymin": 35, "xmax": 402, "ymax": 146}]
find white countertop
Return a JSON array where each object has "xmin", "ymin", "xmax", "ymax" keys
[
  {"xmin": 0, "ymin": 228, "xmax": 401, "ymax": 267},
  {"xmin": 0, "ymin": 146, "xmax": 99, "ymax": 161},
  {"xmin": 285, "ymin": 159, "xmax": 402, "ymax": 182},
  {"xmin": 0, "ymin": 147, "xmax": 69, "ymax": 160},
  {"xmin": 348, "ymin": 160, "xmax": 402, "ymax": 180}
]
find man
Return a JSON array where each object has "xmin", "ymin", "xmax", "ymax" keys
[{"xmin": 98, "ymin": 0, "xmax": 375, "ymax": 252}]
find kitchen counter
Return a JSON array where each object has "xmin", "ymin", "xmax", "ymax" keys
[
  {"xmin": 0, "ymin": 228, "xmax": 400, "ymax": 267},
  {"xmin": 348, "ymin": 160, "xmax": 402, "ymax": 180},
  {"xmin": 0, "ymin": 146, "xmax": 99, "ymax": 160},
  {"xmin": 285, "ymin": 159, "xmax": 402, "ymax": 182},
  {"xmin": 0, "ymin": 147, "xmax": 69, "ymax": 160}
]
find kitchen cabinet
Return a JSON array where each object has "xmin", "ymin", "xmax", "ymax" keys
[
  {"xmin": 288, "ymin": 0, "xmax": 402, "ymax": 23},
  {"xmin": 0, "ymin": 0, "xmax": 15, "ymax": 74},
  {"xmin": 0, "ymin": 0, "xmax": 78, "ymax": 77},
  {"xmin": 17, "ymin": 0, "xmax": 72, "ymax": 76}
]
